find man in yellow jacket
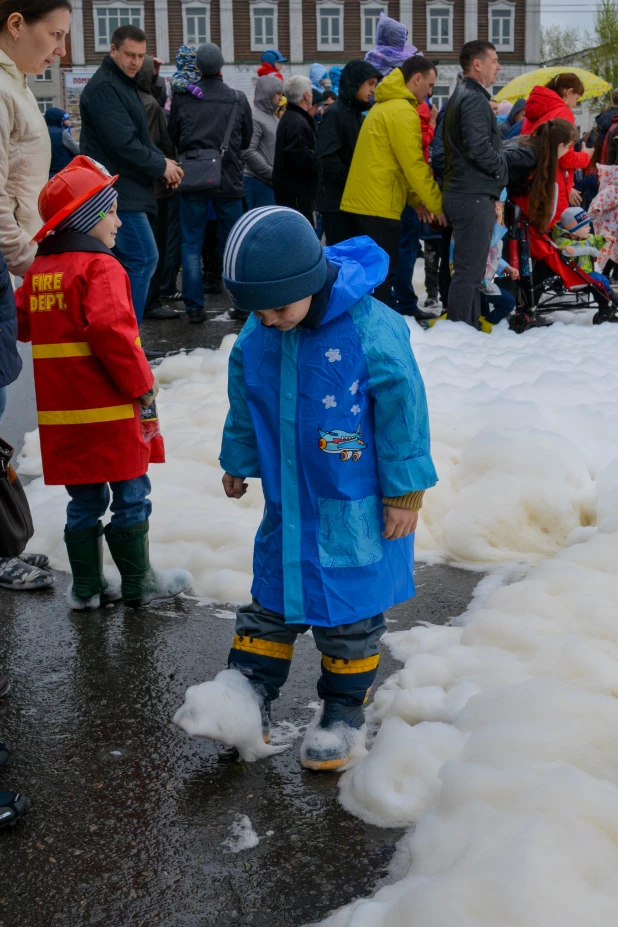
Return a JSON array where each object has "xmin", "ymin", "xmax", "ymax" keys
[{"xmin": 341, "ymin": 56, "xmax": 446, "ymax": 305}]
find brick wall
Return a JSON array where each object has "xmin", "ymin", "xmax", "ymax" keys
[
  {"xmin": 478, "ymin": 0, "xmax": 526, "ymax": 62},
  {"xmin": 83, "ymin": 0, "xmax": 157, "ymax": 64}
]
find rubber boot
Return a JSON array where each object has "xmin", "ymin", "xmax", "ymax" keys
[
  {"xmin": 104, "ymin": 520, "xmax": 192, "ymax": 608},
  {"xmin": 64, "ymin": 522, "xmax": 121, "ymax": 610},
  {"xmin": 228, "ymin": 634, "xmax": 294, "ymax": 744},
  {"xmin": 301, "ymin": 653, "xmax": 380, "ymax": 772},
  {"xmin": 478, "ymin": 315, "xmax": 493, "ymax": 334}
]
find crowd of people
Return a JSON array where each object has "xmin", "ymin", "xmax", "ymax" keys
[{"xmin": 1, "ymin": 0, "xmax": 618, "ymax": 825}]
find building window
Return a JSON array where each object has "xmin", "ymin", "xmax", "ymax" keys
[
  {"xmin": 360, "ymin": 1, "xmax": 388, "ymax": 52},
  {"xmin": 491, "ymin": 83, "xmax": 506, "ymax": 97},
  {"xmin": 183, "ymin": 0, "xmax": 210, "ymax": 46},
  {"xmin": 489, "ymin": 2, "xmax": 515, "ymax": 52},
  {"xmin": 37, "ymin": 98, "xmax": 55, "ymax": 113},
  {"xmin": 426, "ymin": 1, "xmax": 453, "ymax": 52},
  {"xmin": 431, "ymin": 84, "xmax": 450, "ymax": 110},
  {"xmin": 317, "ymin": 1, "xmax": 344, "ymax": 52},
  {"xmin": 93, "ymin": 2, "xmax": 144, "ymax": 53},
  {"xmin": 35, "ymin": 67, "xmax": 53, "ymax": 81},
  {"xmin": 250, "ymin": 1, "xmax": 278, "ymax": 51}
]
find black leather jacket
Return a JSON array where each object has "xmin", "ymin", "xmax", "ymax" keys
[{"xmin": 443, "ymin": 77, "xmax": 507, "ymax": 199}]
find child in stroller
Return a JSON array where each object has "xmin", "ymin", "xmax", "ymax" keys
[{"xmin": 551, "ymin": 206, "xmax": 617, "ymax": 323}]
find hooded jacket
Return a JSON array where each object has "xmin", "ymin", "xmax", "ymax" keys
[
  {"xmin": 219, "ymin": 237, "xmax": 437, "ymax": 627},
  {"xmin": 596, "ymin": 106, "xmax": 618, "ymax": 142},
  {"xmin": 341, "ymin": 68, "xmax": 442, "ymax": 220},
  {"xmin": 136, "ymin": 56, "xmax": 176, "ymax": 198},
  {"xmin": 0, "ymin": 49, "xmax": 50, "ymax": 276},
  {"xmin": 243, "ymin": 74, "xmax": 282, "ymax": 184},
  {"xmin": 519, "ymin": 85, "xmax": 591, "ymax": 222},
  {"xmin": 15, "ymin": 231, "xmax": 163, "ymax": 486},
  {"xmin": 310, "ymin": 62, "xmax": 329, "ymax": 92},
  {"xmin": 315, "ymin": 60, "xmax": 382, "ymax": 213},
  {"xmin": 364, "ymin": 12, "xmax": 418, "ymax": 76},
  {"xmin": 79, "ymin": 55, "xmax": 167, "ymax": 215},
  {"xmin": 257, "ymin": 61, "xmax": 284, "ymax": 81},
  {"xmin": 273, "ymin": 102, "xmax": 318, "ymax": 222},
  {"xmin": 45, "ymin": 108, "xmax": 79, "ymax": 177},
  {"xmin": 0, "ymin": 253, "xmax": 22, "ymax": 389},
  {"xmin": 168, "ymin": 75, "xmax": 253, "ymax": 199},
  {"xmin": 500, "ymin": 98, "xmax": 526, "ymax": 139},
  {"xmin": 443, "ymin": 77, "xmax": 507, "ymax": 198}
]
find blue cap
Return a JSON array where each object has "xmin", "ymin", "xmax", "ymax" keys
[
  {"xmin": 222, "ymin": 207, "xmax": 327, "ymax": 313},
  {"xmin": 261, "ymin": 49, "xmax": 287, "ymax": 64}
]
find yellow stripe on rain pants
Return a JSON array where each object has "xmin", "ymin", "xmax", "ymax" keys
[
  {"xmin": 232, "ymin": 635, "xmax": 294, "ymax": 661},
  {"xmin": 321, "ymin": 654, "xmax": 380, "ymax": 675},
  {"xmin": 32, "ymin": 342, "xmax": 92, "ymax": 359},
  {"xmin": 37, "ymin": 404, "xmax": 135, "ymax": 426}
]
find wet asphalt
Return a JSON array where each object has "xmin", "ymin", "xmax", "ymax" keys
[{"xmin": 0, "ymin": 295, "xmax": 481, "ymax": 927}]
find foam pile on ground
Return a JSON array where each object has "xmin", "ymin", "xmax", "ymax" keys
[
  {"xmin": 20, "ymin": 318, "xmax": 618, "ymax": 598},
  {"xmin": 222, "ymin": 814, "xmax": 261, "ymax": 852},
  {"xmin": 317, "ymin": 477, "xmax": 618, "ymax": 925}
]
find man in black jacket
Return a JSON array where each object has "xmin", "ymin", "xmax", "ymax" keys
[
  {"xmin": 80, "ymin": 25, "xmax": 183, "ymax": 325},
  {"xmin": 315, "ymin": 60, "xmax": 381, "ymax": 245},
  {"xmin": 168, "ymin": 42, "xmax": 252, "ymax": 323},
  {"xmin": 443, "ymin": 40, "xmax": 508, "ymax": 327},
  {"xmin": 273, "ymin": 75, "xmax": 318, "ymax": 225}
]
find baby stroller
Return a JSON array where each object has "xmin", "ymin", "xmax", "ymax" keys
[{"xmin": 503, "ymin": 203, "xmax": 618, "ymax": 332}]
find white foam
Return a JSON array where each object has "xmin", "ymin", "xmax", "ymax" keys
[{"xmin": 222, "ymin": 814, "xmax": 260, "ymax": 853}]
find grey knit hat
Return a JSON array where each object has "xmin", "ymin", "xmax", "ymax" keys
[{"xmin": 196, "ymin": 42, "xmax": 224, "ymax": 77}]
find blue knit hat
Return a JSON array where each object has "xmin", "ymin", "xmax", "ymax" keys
[{"xmin": 222, "ymin": 207, "xmax": 327, "ymax": 312}]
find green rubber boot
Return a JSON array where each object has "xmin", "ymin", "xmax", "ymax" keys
[
  {"xmin": 104, "ymin": 520, "xmax": 192, "ymax": 608},
  {"xmin": 64, "ymin": 522, "xmax": 121, "ymax": 610}
]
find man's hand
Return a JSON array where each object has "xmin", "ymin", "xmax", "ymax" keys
[
  {"xmin": 429, "ymin": 104, "xmax": 439, "ymax": 128},
  {"xmin": 222, "ymin": 473, "xmax": 248, "ymax": 499},
  {"xmin": 415, "ymin": 205, "xmax": 432, "ymax": 223},
  {"xmin": 152, "ymin": 56, "xmax": 163, "ymax": 74},
  {"xmin": 435, "ymin": 212, "xmax": 448, "ymax": 227},
  {"xmin": 164, "ymin": 159, "xmax": 184, "ymax": 189},
  {"xmin": 138, "ymin": 380, "xmax": 159, "ymax": 407},
  {"xmin": 569, "ymin": 188, "xmax": 583, "ymax": 207},
  {"xmin": 504, "ymin": 264, "xmax": 519, "ymax": 279},
  {"xmin": 382, "ymin": 506, "xmax": 419, "ymax": 540}
]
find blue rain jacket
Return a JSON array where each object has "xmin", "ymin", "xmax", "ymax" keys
[{"xmin": 220, "ymin": 237, "xmax": 438, "ymax": 627}]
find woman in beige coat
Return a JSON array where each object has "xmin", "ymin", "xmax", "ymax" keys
[{"xmin": 0, "ymin": 0, "xmax": 71, "ymax": 276}]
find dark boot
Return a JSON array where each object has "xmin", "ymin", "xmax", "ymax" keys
[
  {"xmin": 593, "ymin": 308, "xmax": 618, "ymax": 324},
  {"xmin": 0, "ymin": 790, "xmax": 29, "ymax": 830},
  {"xmin": 301, "ymin": 654, "xmax": 380, "ymax": 772},
  {"xmin": 0, "ymin": 670, "xmax": 9, "ymax": 698},
  {"xmin": 104, "ymin": 520, "xmax": 192, "ymax": 608},
  {"xmin": 228, "ymin": 634, "xmax": 294, "ymax": 743},
  {"xmin": 64, "ymin": 522, "xmax": 121, "ymax": 610}
]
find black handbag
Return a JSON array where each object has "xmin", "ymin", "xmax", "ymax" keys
[
  {"xmin": 178, "ymin": 91, "xmax": 241, "ymax": 194},
  {"xmin": 0, "ymin": 436, "xmax": 34, "ymax": 557}
]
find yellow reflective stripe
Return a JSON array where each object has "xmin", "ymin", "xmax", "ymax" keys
[
  {"xmin": 232, "ymin": 635, "xmax": 294, "ymax": 661},
  {"xmin": 321, "ymin": 654, "xmax": 380, "ymax": 675},
  {"xmin": 135, "ymin": 337, "xmax": 142, "ymax": 347},
  {"xmin": 32, "ymin": 342, "xmax": 92, "ymax": 359},
  {"xmin": 37, "ymin": 404, "xmax": 135, "ymax": 426}
]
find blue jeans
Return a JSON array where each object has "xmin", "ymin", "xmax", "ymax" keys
[
  {"xmin": 114, "ymin": 211, "xmax": 159, "ymax": 324},
  {"xmin": 392, "ymin": 205, "xmax": 421, "ymax": 313},
  {"xmin": 480, "ymin": 287, "xmax": 516, "ymax": 324},
  {"xmin": 65, "ymin": 475, "xmax": 152, "ymax": 531},
  {"xmin": 180, "ymin": 194, "xmax": 244, "ymax": 311},
  {"xmin": 244, "ymin": 175, "xmax": 275, "ymax": 210},
  {"xmin": 0, "ymin": 386, "xmax": 7, "ymax": 421}
]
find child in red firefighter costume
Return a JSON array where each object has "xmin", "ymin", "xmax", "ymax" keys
[{"xmin": 15, "ymin": 156, "xmax": 192, "ymax": 610}]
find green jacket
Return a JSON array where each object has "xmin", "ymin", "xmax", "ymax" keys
[{"xmin": 552, "ymin": 229, "xmax": 605, "ymax": 275}]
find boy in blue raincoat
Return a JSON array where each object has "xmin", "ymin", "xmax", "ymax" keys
[{"xmin": 219, "ymin": 207, "xmax": 437, "ymax": 771}]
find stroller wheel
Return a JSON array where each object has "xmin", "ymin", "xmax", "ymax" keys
[
  {"xmin": 509, "ymin": 311, "xmax": 554, "ymax": 334},
  {"xmin": 593, "ymin": 309, "xmax": 618, "ymax": 325}
]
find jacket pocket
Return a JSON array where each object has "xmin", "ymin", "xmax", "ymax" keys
[{"xmin": 318, "ymin": 495, "xmax": 383, "ymax": 568}]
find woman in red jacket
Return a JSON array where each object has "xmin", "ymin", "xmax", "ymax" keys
[{"xmin": 521, "ymin": 73, "xmax": 594, "ymax": 225}]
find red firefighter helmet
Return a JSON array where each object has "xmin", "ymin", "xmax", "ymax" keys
[{"xmin": 34, "ymin": 155, "xmax": 119, "ymax": 243}]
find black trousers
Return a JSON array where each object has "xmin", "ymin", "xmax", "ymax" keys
[
  {"xmin": 343, "ymin": 212, "xmax": 401, "ymax": 305},
  {"xmin": 145, "ymin": 196, "xmax": 172, "ymax": 313},
  {"xmin": 321, "ymin": 211, "xmax": 359, "ymax": 246},
  {"xmin": 443, "ymin": 192, "xmax": 496, "ymax": 326}
]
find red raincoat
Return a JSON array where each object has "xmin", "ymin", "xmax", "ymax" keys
[
  {"xmin": 15, "ymin": 233, "xmax": 165, "ymax": 486},
  {"xmin": 520, "ymin": 86, "xmax": 590, "ymax": 227}
]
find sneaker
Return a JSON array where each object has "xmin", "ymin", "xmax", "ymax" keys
[
  {"xmin": 0, "ymin": 670, "xmax": 9, "ymax": 698},
  {"xmin": 0, "ymin": 790, "xmax": 30, "ymax": 830},
  {"xmin": 186, "ymin": 307, "xmax": 206, "ymax": 324},
  {"xmin": 142, "ymin": 305, "xmax": 181, "ymax": 320},
  {"xmin": 160, "ymin": 290, "xmax": 183, "ymax": 302},
  {"xmin": 228, "ymin": 306, "xmax": 250, "ymax": 322},
  {"xmin": 0, "ymin": 557, "xmax": 54, "ymax": 591},
  {"xmin": 411, "ymin": 306, "xmax": 438, "ymax": 321},
  {"xmin": 423, "ymin": 296, "xmax": 440, "ymax": 310},
  {"xmin": 593, "ymin": 309, "xmax": 618, "ymax": 324}
]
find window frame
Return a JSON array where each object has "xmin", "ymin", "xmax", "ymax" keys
[
  {"xmin": 250, "ymin": 0, "xmax": 278, "ymax": 52},
  {"xmin": 316, "ymin": 0, "xmax": 344, "ymax": 52},
  {"xmin": 37, "ymin": 97, "xmax": 55, "ymax": 114},
  {"xmin": 425, "ymin": 0, "xmax": 454, "ymax": 53},
  {"xmin": 182, "ymin": 0, "xmax": 211, "ymax": 47},
  {"xmin": 360, "ymin": 0, "xmax": 388, "ymax": 52},
  {"xmin": 35, "ymin": 67, "xmax": 53, "ymax": 81},
  {"xmin": 488, "ymin": 0, "xmax": 515, "ymax": 53},
  {"xmin": 431, "ymin": 83, "xmax": 451, "ymax": 110},
  {"xmin": 92, "ymin": 0, "xmax": 145, "ymax": 53}
]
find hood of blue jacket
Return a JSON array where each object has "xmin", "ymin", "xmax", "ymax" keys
[
  {"xmin": 44, "ymin": 107, "xmax": 66, "ymax": 127},
  {"xmin": 310, "ymin": 62, "xmax": 329, "ymax": 87},
  {"xmin": 321, "ymin": 236, "xmax": 389, "ymax": 324}
]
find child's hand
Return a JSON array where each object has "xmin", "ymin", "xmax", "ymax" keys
[
  {"xmin": 564, "ymin": 246, "xmax": 577, "ymax": 256},
  {"xmin": 222, "ymin": 473, "xmax": 248, "ymax": 499},
  {"xmin": 505, "ymin": 265, "xmax": 519, "ymax": 279},
  {"xmin": 382, "ymin": 506, "xmax": 418, "ymax": 540},
  {"xmin": 605, "ymin": 234, "xmax": 617, "ymax": 245},
  {"xmin": 139, "ymin": 380, "xmax": 159, "ymax": 407}
]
